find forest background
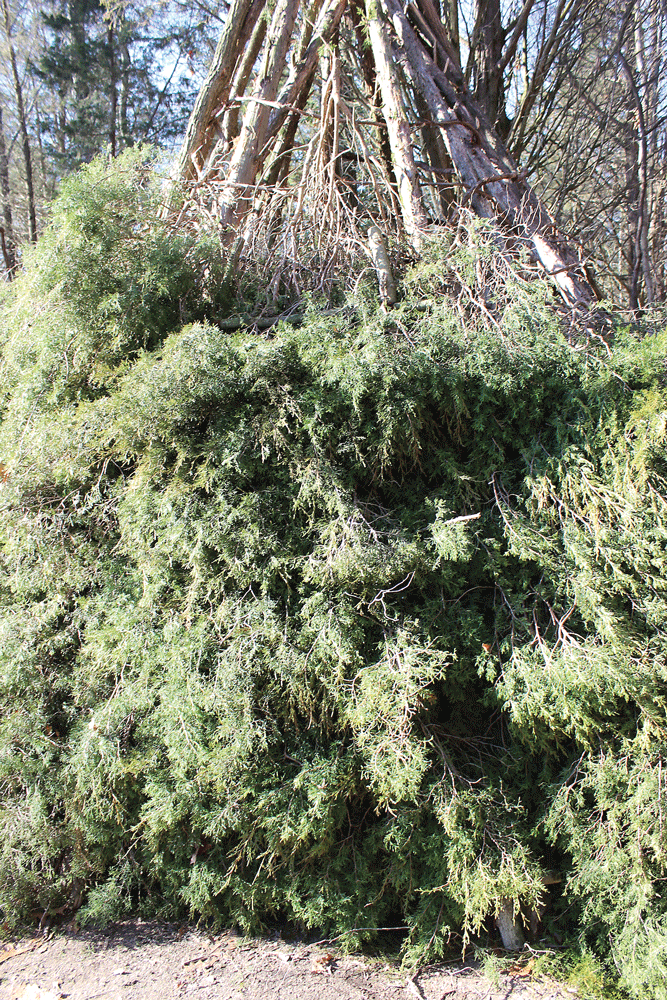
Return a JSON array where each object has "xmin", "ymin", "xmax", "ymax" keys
[{"xmin": 1, "ymin": 1, "xmax": 667, "ymax": 999}]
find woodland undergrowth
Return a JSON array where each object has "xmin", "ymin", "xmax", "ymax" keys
[{"xmin": 1, "ymin": 149, "xmax": 667, "ymax": 999}]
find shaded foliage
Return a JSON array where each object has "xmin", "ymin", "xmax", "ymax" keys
[{"xmin": 1, "ymin": 152, "xmax": 667, "ymax": 996}]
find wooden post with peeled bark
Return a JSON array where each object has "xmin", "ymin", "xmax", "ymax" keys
[
  {"xmin": 368, "ymin": 225, "xmax": 398, "ymax": 306},
  {"xmin": 495, "ymin": 898, "xmax": 526, "ymax": 951},
  {"xmin": 366, "ymin": 0, "xmax": 430, "ymax": 250}
]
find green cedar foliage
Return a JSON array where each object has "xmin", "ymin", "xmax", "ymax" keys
[{"xmin": 1, "ymin": 151, "xmax": 667, "ymax": 997}]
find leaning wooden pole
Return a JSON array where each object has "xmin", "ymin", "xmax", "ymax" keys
[
  {"xmin": 366, "ymin": 0, "xmax": 430, "ymax": 250},
  {"xmin": 216, "ymin": 0, "xmax": 300, "ymax": 236}
]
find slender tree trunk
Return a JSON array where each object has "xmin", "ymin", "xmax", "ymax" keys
[
  {"xmin": 623, "ymin": 123, "xmax": 640, "ymax": 309},
  {"xmin": 120, "ymin": 42, "xmax": 131, "ymax": 147},
  {"xmin": 350, "ymin": 4, "xmax": 398, "ymax": 191},
  {"xmin": 34, "ymin": 103, "xmax": 54, "ymax": 202},
  {"xmin": 108, "ymin": 23, "xmax": 118, "ymax": 157},
  {"xmin": 469, "ymin": 0, "xmax": 509, "ymax": 137},
  {"xmin": 639, "ymin": 2, "xmax": 664, "ymax": 300},
  {"xmin": 619, "ymin": 50, "xmax": 653, "ymax": 306},
  {"xmin": 651, "ymin": 179, "xmax": 666, "ymax": 301},
  {"xmin": 2, "ymin": 0, "xmax": 37, "ymax": 243},
  {"xmin": 0, "ymin": 105, "xmax": 16, "ymax": 277},
  {"xmin": 443, "ymin": 0, "xmax": 461, "ymax": 65}
]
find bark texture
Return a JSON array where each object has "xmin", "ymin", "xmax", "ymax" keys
[
  {"xmin": 0, "ymin": 106, "xmax": 16, "ymax": 277},
  {"xmin": 2, "ymin": 0, "xmax": 37, "ymax": 244},
  {"xmin": 495, "ymin": 899, "xmax": 526, "ymax": 951},
  {"xmin": 366, "ymin": 0, "xmax": 430, "ymax": 248}
]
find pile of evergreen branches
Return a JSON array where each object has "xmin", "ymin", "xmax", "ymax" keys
[{"xmin": 1, "ymin": 150, "xmax": 667, "ymax": 998}]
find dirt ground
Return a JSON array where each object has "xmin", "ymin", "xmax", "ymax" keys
[{"xmin": 0, "ymin": 921, "xmax": 581, "ymax": 1000}]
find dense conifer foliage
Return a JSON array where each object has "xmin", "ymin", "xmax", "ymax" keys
[{"xmin": 2, "ymin": 151, "xmax": 667, "ymax": 997}]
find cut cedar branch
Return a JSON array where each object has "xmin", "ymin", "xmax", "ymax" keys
[{"xmin": 172, "ymin": 0, "xmax": 596, "ymax": 309}]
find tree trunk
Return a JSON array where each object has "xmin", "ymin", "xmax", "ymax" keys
[
  {"xmin": 0, "ymin": 105, "xmax": 17, "ymax": 277},
  {"xmin": 108, "ymin": 22, "xmax": 118, "ymax": 157},
  {"xmin": 443, "ymin": 0, "xmax": 461, "ymax": 65},
  {"xmin": 469, "ymin": 0, "xmax": 508, "ymax": 137},
  {"xmin": 619, "ymin": 50, "xmax": 653, "ymax": 307},
  {"xmin": 120, "ymin": 41, "xmax": 131, "ymax": 147},
  {"xmin": 2, "ymin": 0, "xmax": 37, "ymax": 244},
  {"xmin": 496, "ymin": 898, "xmax": 526, "ymax": 951}
]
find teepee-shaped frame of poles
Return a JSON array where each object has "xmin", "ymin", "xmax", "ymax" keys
[{"xmin": 171, "ymin": 0, "xmax": 597, "ymax": 310}]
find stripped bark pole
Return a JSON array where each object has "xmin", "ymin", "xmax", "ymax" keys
[
  {"xmin": 218, "ymin": 12, "xmax": 269, "ymax": 153},
  {"xmin": 366, "ymin": 0, "xmax": 430, "ymax": 249},
  {"xmin": 368, "ymin": 225, "xmax": 398, "ymax": 306}
]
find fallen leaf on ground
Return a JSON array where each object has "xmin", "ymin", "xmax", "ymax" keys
[
  {"xmin": 310, "ymin": 952, "xmax": 334, "ymax": 974},
  {"xmin": 1, "ymin": 942, "xmax": 39, "ymax": 964},
  {"xmin": 508, "ymin": 957, "xmax": 535, "ymax": 978}
]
